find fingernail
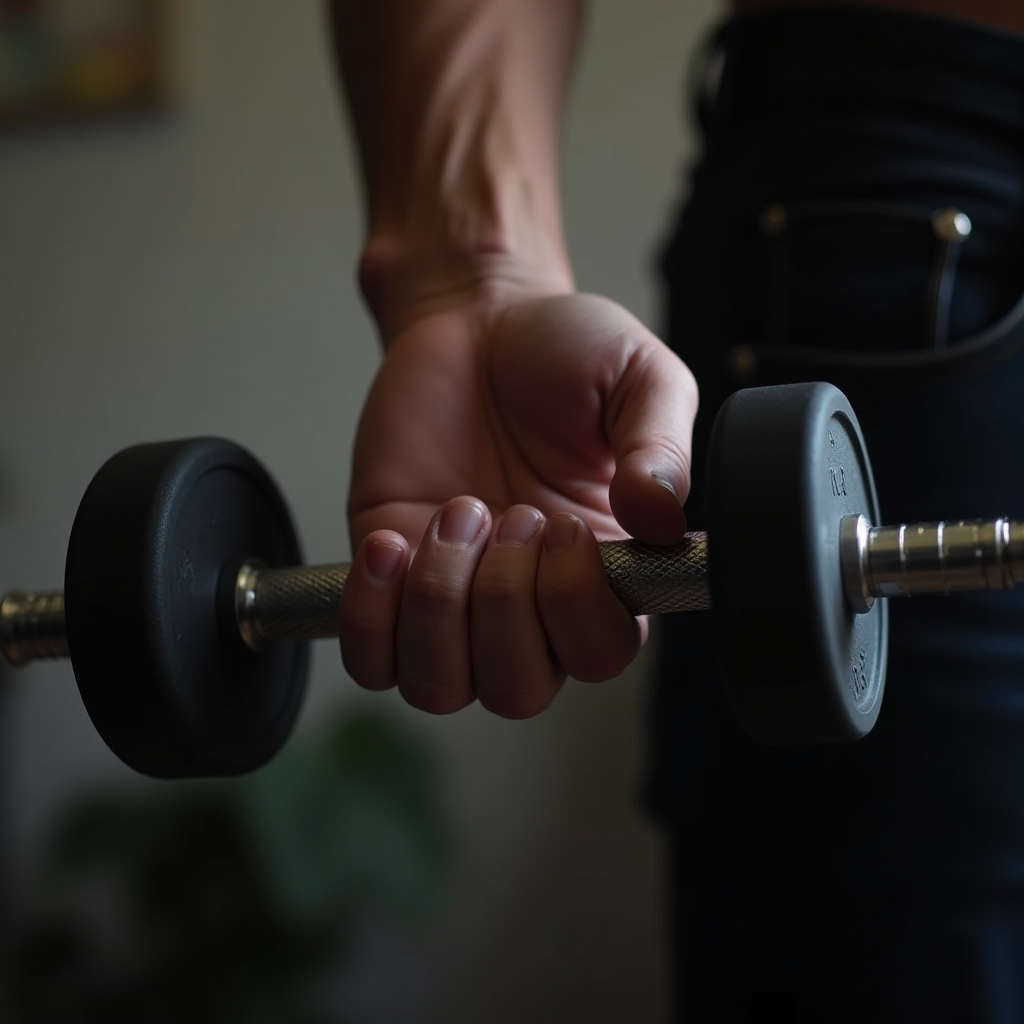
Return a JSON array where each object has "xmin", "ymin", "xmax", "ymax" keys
[
  {"xmin": 544, "ymin": 514, "xmax": 579, "ymax": 552},
  {"xmin": 438, "ymin": 499, "xmax": 487, "ymax": 546},
  {"xmin": 366, "ymin": 539, "xmax": 404, "ymax": 581},
  {"xmin": 651, "ymin": 471, "xmax": 685, "ymax": 508},
  {"xmin": 496, "ymin": 506, "xmax": 543, "ymax": 547}
]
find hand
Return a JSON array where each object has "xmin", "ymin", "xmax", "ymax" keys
[{"xmin": 338, "ymin": 289, "xmax": 697, "ymax": 718}]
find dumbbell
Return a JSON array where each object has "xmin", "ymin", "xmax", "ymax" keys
[{"xmin": 2, "ymin": 382, "xmax": 1022, "ymax": 779}]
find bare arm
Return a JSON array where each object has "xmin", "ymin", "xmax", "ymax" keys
[
  {"xmin": 330, "ymin": 1, "xmax": 697, "ymax": 718},
  {"xmin": 331, "ymin": 0, "xmax": 582, "ymax": 337}
]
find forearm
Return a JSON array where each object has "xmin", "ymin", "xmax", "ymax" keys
[{"xmin": 331, "ymin": 0, "xmax": 583, "ymax": 334}]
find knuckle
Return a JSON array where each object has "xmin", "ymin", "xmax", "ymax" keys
[
  {"xmin": 471, "ymin": 574, "xmax": 525, "ymax": 614},
  {"xmin": 406, "ymin": 569, "xmax": 468, "ymax": 611},
  {"xmin": 537, "ymin": 563, "xmax": 583, "ymax": 607},
  {"xmin": 676, "ymin": 357, "xmax": 699, "ymax": 401},
  {"xmin": 649, "ymin": 434, "xmax": 693, "ymax": 483},
  {"xmin": 339, "ymin": 605, "xmax": 383, "ymax": 645}
]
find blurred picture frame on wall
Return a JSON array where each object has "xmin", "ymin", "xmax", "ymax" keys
[{"xmin": 0, "ymin": 0, "xmax": 173, "ymax": 126}]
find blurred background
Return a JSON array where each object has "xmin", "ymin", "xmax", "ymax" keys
[{"xmin": 0, "ymin": 0, "xmax": 720, "ymax": 1020}]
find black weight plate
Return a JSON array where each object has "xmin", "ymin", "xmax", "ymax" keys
[
  {"xmin": 706, "ymin": 382, "xmax": 887, "ymax": 743},
  {"xmin": 65, "ymin": 438, "xmax": 308, "ymax": 778}
]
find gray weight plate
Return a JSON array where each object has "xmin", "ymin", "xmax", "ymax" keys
[
  {"xmin": 705, "ymin": 382, "xmax": 887, "ymax": 743},
  {"xmin": 65, "ymin": 438, "xmax": 308, "ymax": 778}
]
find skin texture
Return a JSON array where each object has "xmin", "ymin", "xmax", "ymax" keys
[
  {"xmin": 332, "ymin": 0, "xmax": 1011, "ymax": 719},
  {"xmin": 332, "ymin": 0, "xmax": 696, "ymax": 717},
  {"xmin": 340, "ymin": 293, "xmax": 696, "ymax": 718}
]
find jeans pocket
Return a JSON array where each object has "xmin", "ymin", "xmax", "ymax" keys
[{"xmin": 732, "ymin": 200, "xmax": 1024, "ymax": 388}]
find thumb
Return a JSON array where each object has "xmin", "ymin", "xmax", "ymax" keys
[{"xmin": 606, "ymin": 339, "xmax": 698, "ymax": 544}]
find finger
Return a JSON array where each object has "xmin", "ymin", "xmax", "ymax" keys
[
  {"xmin": 537, "ymin": 513, "xmax": 646, "ymax": 682},
  {"xmin": 471, "ymin": 505, "xmax": 564, "ymax": 719},
  {"xmin": 338, "ymin": 531, "xmax": 410, "ymax": 691},
  {"xmin": 396, "ymin": 496, "xmax": 491, "ymax": 714},
  {"xmin": 606, "ymin": 340, "xmax": 698, "ymax": 544}
]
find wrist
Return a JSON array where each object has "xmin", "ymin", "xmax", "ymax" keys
[
  {"xmin": 344, "ymin": 2, "xmax": 577, "ymax": 338},
  {"xmin": 359, "ymin": 231, "xmax": 574, "ymax": 342}
]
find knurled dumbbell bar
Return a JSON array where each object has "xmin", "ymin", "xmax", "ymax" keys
[{"xmin": 5, "ymin": 518, "xmax": 1022, "ymax": 655}]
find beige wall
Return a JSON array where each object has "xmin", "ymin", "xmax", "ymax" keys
[{"xmin": 0, "ymin": 1, "xmax": 720, "ymax": 1020}]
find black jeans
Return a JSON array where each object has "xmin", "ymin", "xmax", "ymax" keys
[{"xmin": 651, "ymin": 10, "xmax": 1024, "ymax": 1022}]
